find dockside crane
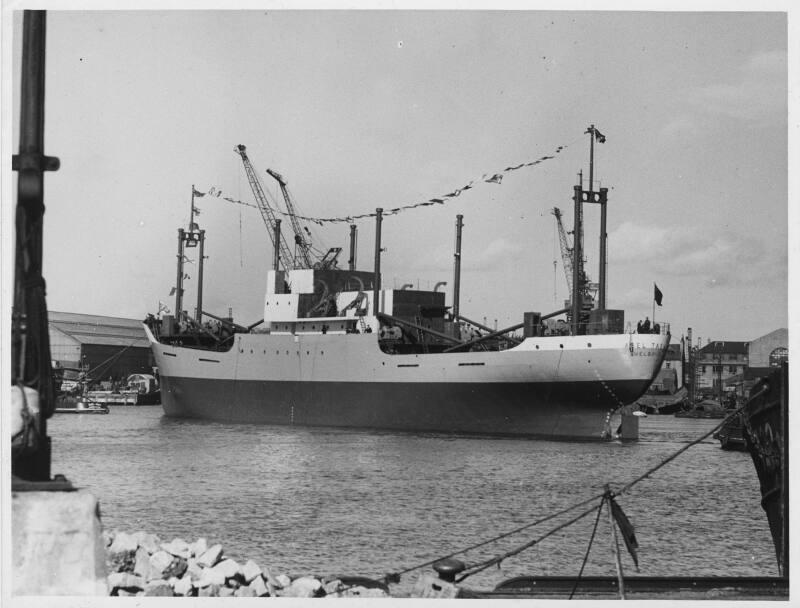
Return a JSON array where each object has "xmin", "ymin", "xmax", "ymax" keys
[
  {"xmin": 551, "ymin": 207, "xmax": 596, "ymax": 318},
  {"xmin": 235, "ymin": 144, "xmax": 294, "ymax": 271},
  {"xmin": 266, "ymin": 168, "xmax": 314, "ymax": 269}
]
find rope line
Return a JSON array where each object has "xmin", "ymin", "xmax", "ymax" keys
[
  {"xmin": 378, "ymin": 490, "xmax": 605, "ymax": 585},
  {"xmin": 363, "ymin": 392, "xmax": 768, "ymax": 590},
  {"xmin": 615, "ymin": 389, "xmax": 767, "ymax": 497},
  {"xmin": 456, "ymin": 502, "xmax": 601, "ymax": 582},
  {"xmin": 197, "ymin": 136, "xmax": 582, "ymax": 226},
  {"xmin": 569, "ymin": 494, "xmax": 606, "ymax": 599}
]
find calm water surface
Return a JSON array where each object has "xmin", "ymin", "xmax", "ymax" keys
[{"xmin": 49, "ymin": 407, "xmax": 777, "ymax": 594}]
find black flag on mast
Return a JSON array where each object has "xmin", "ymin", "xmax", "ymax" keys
[
  {"xmin": 654, "ymin": 283, "xmax": 663, "ymax": 306},
  {"xmin": 586, "ymin": 125, "xmax": 606, "ymax": 143}
]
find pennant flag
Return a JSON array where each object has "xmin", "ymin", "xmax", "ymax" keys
[
  {"xmin": 169, "ymin": 287, "xmax": 176, "ymax": 296},
  {"xmin": 594, "ymin": 129, "xmax": 606, "ymax": 143},
  {"xmin": 609, "ymin": 496, "xmax": 639, "ymax": 570},
  {"xmin": 157, "ymin": 301, "xmax": 170, "ymax": 314},
  {"xmin": 193, "ymin": 187, "xmax": 206, "ymax": 198},
  {"xmin": 209, "ymin": 186, "xmax": 216, "ymax": 195},
  {"xmin": 193, "ymin": 207, "xmax": 202, "ymax": 215},
  {"xmin": 485, "ymin": 173, "xmax": 503, "ymax": 184},
  {"xmin": 654, "ymin": 283, "xmax": 663, "ymax": 306}
]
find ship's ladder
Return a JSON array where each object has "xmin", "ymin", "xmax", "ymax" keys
[
  {"xmin": 414, "ymin": 315, "xmax": 429, "ymax": 353},
  {"xmin": 358, "ymin": 315, "xmax": 367, "ymax": 333}
]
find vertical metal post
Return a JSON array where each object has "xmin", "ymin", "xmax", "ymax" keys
[
  {"xmin": 605, "ymin": 486, "xmax": 626, "ymax": 599},
  {"xmin": 196, "ymin": 230, "xmax": 205, "ymax": 322},
  {"xmin": 453, "ymin": 214, "xmax": 463, "ymax": 319},
  {"xmin": 599, "ymin": 198, "xmax": 607, "ymax": 310},
  {"xmin": 273, "ymin": 219, "xmax": 282, "ymax": 272},
  {"xmin": 373, "ymin": 208, "xmax": 383, "ymax": 316},
  {"xmin": 175, "ymin": 229, "xmax": 185, "ymax": 318},
  {"xmin": 687, "ymin": 327, "xmax": 693, "ymax": 400},
  {"xmin": 588, "ymin": 124, "xmax": 595, "ymax": 195},
  {"xmin": 349, "ymin": 223, "xmax": 357, "ymax": 271},
  {"xmin": 571, "ymin": 186, "xmax": 582, "ymax": 335}
]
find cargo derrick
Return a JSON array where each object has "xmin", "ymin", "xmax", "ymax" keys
[
  {"xmin": 552, "ymin": 206, "xmax": 595, "ymax": 329},
  {"xmin": 235, "ymin": 145, "xmax": 294, "ymax": 271}
]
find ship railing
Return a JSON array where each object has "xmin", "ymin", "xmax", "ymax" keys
[{"xmin": 623, "ymin": 321, "xmax": 670, "ymax": 336}]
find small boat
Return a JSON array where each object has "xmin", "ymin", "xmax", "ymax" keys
[
  {"xmin": 674, "ymin": 399, "xmax": 727, "ymax": 418},
  {"xmin": 53, "ymin": 396, "xmax": 109, "ymax": 414},
  {"xmin": 712, "ymin": 412, "xmax": 746, "ymax": 450},
  {"xmin": 637, "ymin": 387, "xmax": 688, "ymax": 415}
]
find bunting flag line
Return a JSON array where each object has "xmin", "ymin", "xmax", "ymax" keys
[{"xmin": 200, "ymin": 137, "xmax": 578, "ymax": 225}]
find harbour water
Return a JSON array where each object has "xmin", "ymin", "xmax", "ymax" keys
[{"xmin": 49, "ymin": 407, "xmax": 777, "ymax": 595}]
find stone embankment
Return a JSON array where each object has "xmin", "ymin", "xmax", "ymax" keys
[{"xmin": 104, "ymin": 529, "xmax": 389, "ymax": 598}]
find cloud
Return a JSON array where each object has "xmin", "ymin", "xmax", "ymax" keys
[
  {"xmin": 685, "ymin": 50, "xmax": 786, "ymax": 123},
  {"xmin": 609, "ymin": 221, "xmax": 786, "ymax": 287}
]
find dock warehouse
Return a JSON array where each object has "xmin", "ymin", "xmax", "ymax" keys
[{"xmin": 48, "ymin": 311, "xmax": 153, "ymax": 381}]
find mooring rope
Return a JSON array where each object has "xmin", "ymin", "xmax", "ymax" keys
[
  {"xmin": 455, "ymin": 502, "xmax": 602, "ymax": 582},
  {"xmin": 568, "ymin": 494, "xmax": 606, "ymax": 599},
  {"xmin": 345, "ymin": 391, "xmax": 769, "ymax": 593}
]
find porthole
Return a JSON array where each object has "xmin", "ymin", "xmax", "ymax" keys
[
  {"xmin": 535, "ymin": 345, "xmax": 539, "ymax": 349},
  {"xmin": 559, "ymin": 344, "xmax": 564, "ymax": 349}
]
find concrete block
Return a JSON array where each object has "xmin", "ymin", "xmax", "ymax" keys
[
  {"xmin": 173, "ymin": 574, "xmax": 194, "ymax": 596},
  {"xmin": 143, "ymin": 580, "xmax": 173, "ymax": 596},
  {"xmin": 189, "ymin": 537, "xmax": 207, "ymax": 558},
  {"xmin": 108, "ymin": 530, "xmax": 138, "ymax": 554},
  {"xmin": 235, "ymin": 585, "xmax": 257, "ymax": 597},
  {"xmin": 241, "ymin": 558, "xmax": 263, "ymax": 583},
  {"xmin": 411, "ymin": 574, "xmax": 460, "ymax": 599},
  {"xmin": 149, "ymin": 549, "xmax": 174, "ymax": 576},
  {"xmin": 285, "ymin": 576, "xmax": 322, "ymax": 598},
  {"xmin": 107, "ymin": 572, "xmax": 145, "ymax": 593},
  {"xmin": 211, "ymin": 558, "xmax": 241, "ymax": 580},
  {"xmin": 198, "ymin": 583, "xmax": 220, "ymax": 597},
  {"xmin": 196, "ymin": 543, "xmax": 223, "ymax": 567},
  {"xmin": 249, "ymin": 575, "xmax": 269, "ymax": 597},
  {"xmin": 133, "ymin": 531, "xmax": 161, "ymax": 554},
  {"xmin": 161, "ymin": 537, "xmax": 190, "ymax": 559},
  {"xmin": 12, "ymin": 490, "xmax": 108, "ymax": 595}
]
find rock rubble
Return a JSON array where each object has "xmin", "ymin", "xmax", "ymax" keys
[{"xmin": 103, "ymin": 529, "xmax": 389, "ymax": 598}]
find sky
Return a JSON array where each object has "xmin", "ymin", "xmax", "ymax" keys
[{"xmin": 4, "ymin": 5, "xmax": 795, "ymax": 344}]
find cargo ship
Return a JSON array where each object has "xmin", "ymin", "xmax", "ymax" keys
[{"xmin": 145, "ymin": 131, "xmax": 670, "ymax": 440}]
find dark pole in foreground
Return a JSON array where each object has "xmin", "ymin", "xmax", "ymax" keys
[
  {"xmin": 12, "ymin": 10, "xmax": 60, "ymax": 482},
  {"xmin": 373, "ymin": 208, "xmax": 383, "ymax": 316},
  {"xmin": 453, "ymin": 214, "xmax": 463, "ymax": 319}
]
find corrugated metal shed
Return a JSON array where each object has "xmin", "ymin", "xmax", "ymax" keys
[
  {"xmin": 49, "ymin": 311, "xmax": 149, "ymax": 348},
  {"xmin": 48, "ymin": 311, "xmax": 153, "ymax": 380}
]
